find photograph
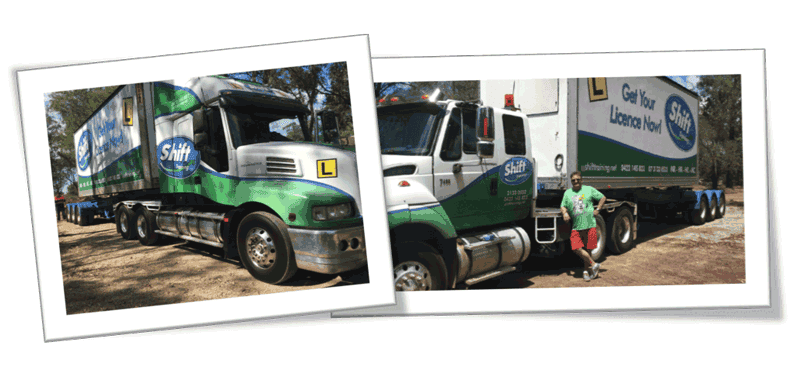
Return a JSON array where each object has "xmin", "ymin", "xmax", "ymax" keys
[
  {"xmin": 52, "ymin": 64, "xmax": 370, "ymax": 314},
  {"xmin": 336, "ymin": 50, "xmax": 768, "ymax": 316},
  {"xmin": 17, "ymin": 36, "xmax": 394, "ymax": 340},
  {"xmin": 374, "ymin": 76, "xmax": 741, "ymax": 290}
]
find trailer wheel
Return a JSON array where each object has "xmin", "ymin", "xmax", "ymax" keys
[
  {"xmin": 606, "ymin": 207, "xmax": 634, "ymax": 255},
  {"xmin": 689, "ymin": 196, "xmax": 708, "ymax": 225},
  {"xmin": 716, "ymin": 192, "xmax": 726, "ymax": 219},
  {"xmin": 393, "ymin": 242, "xmax": 446, "ymax": 291},
  {"xmin": 117, "ymin": 205, "xmax": 137, "ymax": 240},
  {"xmin": 236, "ymin": 212, "xmax": 297, "ymax": 284},
  {"xmin": 78, "ymin": 207, "xmax": 92, "ymax": 226},
  {"xmin": 588, "ymin": 214, "xmax": 606, "ymax": 262},
  {"xmin": 135, "ymin": 208, "xmax": 160, "ymax": 246},
  {"xmin": 708, "ymin": 196, "xmax": 718, "ymax": 222},
  {"xmin": 67, "ymin": 206, "xmax": 73, "ymax": 223}
]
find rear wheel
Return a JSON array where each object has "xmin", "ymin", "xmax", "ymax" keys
[
  {"xmin": 690, "ymin": 196, "xmax": 708, "ymax": 225},
  {"xmin": 236, "ymin": 212, "xmax": 297, "ymax": 284},
  {"xmin": 708, "ymin": 196, "xmax": 718, "ymax": 222},
  {"xmin": 393, "ymin": 242, "xmax": 447, "ymax": 291},
  {"xmin": 117, "ymin": 205, "xmax": 137, "ymax": 240},
  {"xmin": 606, "ymin": 207, "xmax": 635, "ymax": 255},
  {"xmin": 716, "ymin": 192, "xmax": 726, "ymax": 218},
  {"xmin": 77, "ymin": 207, "xmax": 92, "ymax": 226},
  {"xmin": 135, "ymin": 207, "xmax": 160, "ymax": 246},
  {"xmin": 67, "ymin": 206, "xmax": 73, "ymax": 223},
  {"xmin": 588, "ymin": 214, "xmax": 606, "ymax": 262}
]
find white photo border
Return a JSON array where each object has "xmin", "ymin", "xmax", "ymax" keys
[
  {"xmin": 335, "ymin": 49, "xmax": 768, "ymax": 316},
  {"xmin": 17, "ymin": 35, "xmax": 395, "ymax": 341}
]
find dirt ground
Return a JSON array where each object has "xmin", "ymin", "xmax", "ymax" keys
[
  {"xmin": 58, "ymin": 220, "xmax": 369, "ymax": 315},
  {"xmin": 471, "ymin": 187, "xmax": 745, "ymax": 289}
]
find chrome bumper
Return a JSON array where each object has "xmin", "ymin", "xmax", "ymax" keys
[{"xmin": 288, "ymin": 225, "xmax": 367, "ymax": 274}]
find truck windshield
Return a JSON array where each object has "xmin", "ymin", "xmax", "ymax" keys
[
  {"xmin": 378, "ymin": 103, "xmax": 443, "ymax": 155},
  {"xmin": 225, "ymin": 107, "xmax": 311, "ymax": 148}
]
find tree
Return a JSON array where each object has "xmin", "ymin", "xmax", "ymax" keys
[
  {"xmin": 46, "ymin": 86, "xmax": 117, "ymax": 196},
  {"xmin": 696, "ymin": 75, "xmax": 742, "ymax": 189}
]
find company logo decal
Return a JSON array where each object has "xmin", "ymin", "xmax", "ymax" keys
[
  {"xmin": 501, "ymin": 157, "xmax": 532, "ymax": 186},
  {"xmin": 664, "ymin": 95, "xmax": 696, "ymax": 151},
  {"xmin": 77, "ymin": 130, "xmax": 92, "ymax": 171},
  {"xmin": 157, "ymin": 137, "xmax": 200, "ymax": 179}
]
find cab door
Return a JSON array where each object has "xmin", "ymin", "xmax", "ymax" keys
[{"xmin": 433, "ymin": 104, "xmax": 500, "ymax": 230}]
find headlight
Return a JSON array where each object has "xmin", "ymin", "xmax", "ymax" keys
[{"xmin": 312, "ymin": 202, "xmax": 354, "ymax": 221}]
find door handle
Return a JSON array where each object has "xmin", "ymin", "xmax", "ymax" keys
[{"xmin": 453, "ymin": 163, "xmax": 462, "ymax": 174}]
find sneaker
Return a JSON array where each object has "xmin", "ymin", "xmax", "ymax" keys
[
  {"xmin": 583, "ymin": 270, "xmax": 591, "ymax": 281},
  {"xmin": 591, "ymin": 263, "xmax": 601, "ymax": 279}
]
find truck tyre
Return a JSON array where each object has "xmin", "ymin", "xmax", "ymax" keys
[
  {"xmin": 78, "ymin": 207, "xmax": 92, "ymax": 226},
  {"xmin": 67, "ymin": 207, "xmax": 73, "ymax": 223},
  {"xmin": 716, "ymin": 192, "xmax": 726, "ymax": 219},
  {"xmin": 117, "ymin": 205, "xmax": 137, "ymax": 240},
  {"xmin": 606, "ymin": 207, "xmax": 635, "ymax": 255},
  {"xmin": 236, "ymin": 211, "xmax": 297, "ymax": 285},
  {"xmin": 393, "ymin": 242, "xmax": 447, "ymax": 291},
  {"xmin": 690, "ymin": 196, "xmax": 708, "ymax": 225},
  {"xmin": 135, "ymin": 207, "xmax": 160, "ymax": 246},
  {"xmin": 708, "ymin": 196, "xmax": 718, "ymax": 222},
  {"xmin": 588, "ymin": 214, "xmax": 606, "ymax": 262}
]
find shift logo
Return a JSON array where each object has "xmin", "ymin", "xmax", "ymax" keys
[
  {"xmin": 664, "ymin": 95, "xmax": 696, "ymax": 151},
  {"xmin": 501, "ymin": 157, "xmax": 533, "ymax": 186},
  {"xmin": 157, "ymin": 137, "xmax": 200, "ymax": 179},
  {"xmin": 77, "ymin": 130, "xmax": 92, "ymax": 171}
]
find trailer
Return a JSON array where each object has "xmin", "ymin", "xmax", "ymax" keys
[
  {"xmin": 67, "ymin": 76, "xmax": 366, "ymax": 284},
  {"xmin": 376, "ymin": 76, "xmax": 723, "ymax": 290}
]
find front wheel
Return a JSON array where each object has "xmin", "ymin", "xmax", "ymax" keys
[
  {"xmin": 393, "ymin": 242, "xmax": 447, "ymax": 291},
  {"xmin": 588, "ymin": 214, "xmax": 606, "ymax": 262},
  {"xmin": 606, "ymin": 207, "xmax": 635, "ymax": 255},
  {"xmin": 135, "ymin": 207, "xmax": 160, "ymax": 246},
  {"xmin": 236, "ymin": 212, "xmax": 297, "ymax": 284}
]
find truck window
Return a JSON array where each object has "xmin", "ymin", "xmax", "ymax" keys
[
  {"xmin": 502, "ymin": 114, "xmax": 526, "ymax": 155},
  {"xmin": 202, "ymin": 107, "xmax": 229, "ymax": 172},
  {"xmin": 226, "ymin": 107, "xmax": 307, "ymax": 148},
  {"xmin": 440, "ymin": 108, "xmax": 462, "ymax": 161},
  {"xmin": 462, "ymin": 107, "xmax": 477, "ymax": 154},
  {"xmin": 377, "ymin": 103, "xmax": 442, "ymax": 156}
]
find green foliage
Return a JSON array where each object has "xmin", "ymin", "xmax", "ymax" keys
[
  {"xmin": 46, "ymin": 85, "xmax": 117, "ymax": 195},
  {"xmin": 696, "ymin": 75, "xmax": 742, "ymax": 189}
]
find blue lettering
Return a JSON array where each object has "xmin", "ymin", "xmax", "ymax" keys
[{"xmin": 622, "ymin": 83, "xmax": 637, "ymax": 104}]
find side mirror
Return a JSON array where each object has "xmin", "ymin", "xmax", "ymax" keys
[
  {"xmin": 477, "ymin": 140, "xmax": 494, "ymax": 159},
  {"xmin": 477, "ymin": 107, "xmax": 495, "ymax": 141},
  {"xmin": 319, "ymin": 111, "xmax": 340, "ymax": 144},
  {"xmin": 193, "ymin": 109, "xmax": 208, "ymax": 133}
]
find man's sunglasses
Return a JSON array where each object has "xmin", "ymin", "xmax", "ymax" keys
[{"xmin": 571, "ymin": 179, "xmax": 582, "ymax": 183}]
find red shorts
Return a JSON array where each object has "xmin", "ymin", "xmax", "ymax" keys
[{"xmin": 570, "ymin": 228, "xmax": 598, "ymax": 251}]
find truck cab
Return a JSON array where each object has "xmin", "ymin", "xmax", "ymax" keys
[{"xmin": 378, "ymin": 97, "xmax": 536, "ymax": 290}]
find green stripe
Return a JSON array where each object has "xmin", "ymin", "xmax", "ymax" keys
[
  {"xmin": 578, "ymin": 133, "xmax": 697, "ymax": 177},
  {"xmin": 78, "ymin": 148, "xmax": 144, "ymax": 192},
  {"xmin": 153, "ymin": 84, "xmax": 201, "ymax": 118}
]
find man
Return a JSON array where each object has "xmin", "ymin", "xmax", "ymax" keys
[{"xmin": 560, "ymin": 171, "xmax": 606, "ymax": 281}]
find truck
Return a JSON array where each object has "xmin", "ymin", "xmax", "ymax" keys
[
  {"xmin": 377, "ymin": 76, "xmax": 723, "ymax": 291},
  {"xmin": 65, "ymin": 76, "xmax": 366, "ymax": 284}
]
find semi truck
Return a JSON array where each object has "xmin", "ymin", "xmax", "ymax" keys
[
  {"xmin": 377, "ymin": 76, "xmax": 723, "ymax": 291},
  {"xmin": 65, "ymin": 76, "xmax": 366, "ymax": 284}
]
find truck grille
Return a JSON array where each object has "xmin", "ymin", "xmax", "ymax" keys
[{"xmin": 265, "ymin": 157, "xmax": 299, "ymax": 175}]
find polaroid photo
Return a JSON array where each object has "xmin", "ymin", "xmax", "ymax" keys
[
  {"xmin": 16, "ymin": 35, "xmax": 395, "ymax": 341},
  {"xmin": 335, "ymin": 49, "xmax": 768, "ymax": 316}
]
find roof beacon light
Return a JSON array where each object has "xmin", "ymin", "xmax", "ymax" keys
[
  {"xmin": 505, "ymin": 94, "xmax": 515, "ymax": 108},
  {"xmin": 428, "ymin": 88, "xmax": 441, "ymax": 103}
]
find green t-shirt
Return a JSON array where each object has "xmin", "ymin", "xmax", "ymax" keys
[{"xmin": 561, "ymin": 185, "xmax": 604, "ymax": 230}]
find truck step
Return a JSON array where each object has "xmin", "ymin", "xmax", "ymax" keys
[
  {"xmin": 154, "ymin": 230, "xmax": 224, "ymax": 248},
  {"xmin": 464, "ymin": 266, "xmax": 517, "ymax": 286}
]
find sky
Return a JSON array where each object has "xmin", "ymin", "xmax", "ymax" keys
[{"xmin": 667, "ymin": 75, "xmax": 701, "ymax": 94}]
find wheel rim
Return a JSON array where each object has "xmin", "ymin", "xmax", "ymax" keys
[
  {"xmin": 618, "ymin": 216, "xmax": 632, "ymax": 244},
  {"xmin": 394, "ymin": 261, "xmax": 432, "ymax": 291},
  {"xmin": 137, "ymin": 215, "xmax": 147, "ymax": 239},
  {"xmin": 246, "ymin": 227, "xmax": 277, "ymax": 270},
  {"xmin": 120, "ymin": 211, "xmax": 128, "ymax": 233}
]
